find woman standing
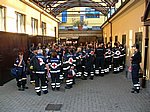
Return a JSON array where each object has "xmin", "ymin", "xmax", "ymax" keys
[
  {"xmin": 49, "ymin": 52, "xmax": 61, "ymax": 91},
  {"xmin": 14, "ymin": 51, "xmax": 28, "ymax": 91},
  {"xmin": 130, "ymin": 44, "xmax": 141, "ymax": 93}
]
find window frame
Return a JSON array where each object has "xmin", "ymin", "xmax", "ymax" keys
[
  {"xmin": 41, "ymin": 21, "xmax": 46, "ymax": 36},
  {"xmin": 16, "ymin": 11, "xmax": 26, "ymax": 33},
  {"xmin": 0, "ymin": 5, "xmax": 6, "ymax": 31},
  {"xmin": 31, "ymin": 17, "xmax": 38, "ymax": 35}
]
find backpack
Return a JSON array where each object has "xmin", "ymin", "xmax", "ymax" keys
[
  {"xmin": 30, "ymin": 55, "xmax": 41, "ymax": 71},
  {"xmin": 10, "ymin": 67, "xmax": 18, "ymax": 78}
]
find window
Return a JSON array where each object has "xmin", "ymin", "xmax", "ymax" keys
[
  {"xmin": 42, "ymin": 22, "xmax": 46, "ymax": 35},
  {"xmin": 0, "ymin": 6, "xmax": 5, "ymax": 31},
  {"xmin": 105, "ymin": 37, "xmax": 107, "ymax": 44},
  {"xmin": 85, "ymin": 8, "xmax": 100, "ymax": 18},
  {"xmin": 80, "ymin": 15, "xmax": 84, "ymax": 21},
  {"xmin": 122, "ymin": 35, "xmax": 126, "ymax": 46},
  {"xmin": 110, "ymin": 37, "xmax": 112, "ymax": 42},
  {"xmin": 115, "ymin": 36, "xmax": 118, "ymax": 42},
  {"xmin": 31, "ymin": 18, "xmax": 38, "ymax": 35},
  {"xmin": 62, "ymin": 11, "xmax": 67, "ymax": 23},
  {"xmin": 16, "ymin": 12, "xmax": 25, "ymax": 33},
  {"xmin": 135, "ymin": 32, "xmax": 142, "ymax": 52}
]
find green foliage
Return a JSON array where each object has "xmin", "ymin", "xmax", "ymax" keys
[{"xmin": 73, "ymin": 20, "xmax": 86, "ymax": 27}]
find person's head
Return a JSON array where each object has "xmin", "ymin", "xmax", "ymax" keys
[
  {"xmin": 18, "ymin": 51, "xmax": 23, "ymax": 56},
  {"xmin": 37, "ymin": 49, "xmax": 43, "ymax": 54},
  {"xmin": 18, "ymin": 51, "xmax": 23, "ymax": 59},
  {"xmin": 132, "ymin": 44, "xmax": 139, "ymax": 51},
  {"xmin": 51, "ymin": 52, "xmax": 57, "ymax": 58},
  {"xmin": 114, "ymin": 43, "xmax": 118, "ymax": 47},
  {"xmin": 77, "ymin": 47, "xmax": 81, "ymax": 52}
]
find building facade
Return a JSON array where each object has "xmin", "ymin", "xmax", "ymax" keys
[
  {"xmin": 102, "ymin": 0, "xmax": 150, "ymax": 85},
  {"xmin": 0, "ymin": 0, "xmax": 59, "ymax": 85}
]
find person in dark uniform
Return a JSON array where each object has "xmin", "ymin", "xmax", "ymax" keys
[
  {"xmin": 119, "ymin": 44, "xmax": 126, "ymax": 71},
  {"xmin": 130, "ymin": 44, "xmax": 141, "ymax": 93},
  {"xmin": 14, "ymin": 51, "xmax": 28, "ymax": 91},
  {"xmin": 30, "ymin": 49, "xmax": 49, "ymax": 96},
  {"xmin": 104, "ymin": 43, "xmax": 112, "ymax": 73},
  {"xmin": 95, "ymin": 43, "xmax": 105, "ymax": 76},
  {"xmin": 76, "ymin": 47, "xmax": 83, "ymax": 78},
  {"xmin": 112, "ymin": 43, "xmax": 121, "ymax": 73},
  {"xmin": 84, "ymin": 44, "xmax": 95, "ymax": 80},
  {"xmin": 49, "ymin": 52, "xmax": 61, "ymax": 91}
]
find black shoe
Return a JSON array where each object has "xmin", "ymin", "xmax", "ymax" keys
[
  {"xmin": 52, "ymin": 88, "xmax": 55, "ymax": 91},
  {"xmin": 70, "ymin": 85, "xmax": 73, "ymax": 88},
  {"xmin": 100, "ymin": 74, "xmax": 104, "ymax": 77},
  {"xmin": 135, "ymin": 89, "xmax": 139, "ymax": 93},
  {"xmin": 89, "ymin": 77, "xmax": 93, "ymax": 80},
  {"xmin": 65, "ymin": 86, "xmax": 71, "ymax": 89},
  {"xmin": 43, "ymin": 90, "xmax": 48, "ymax": 94},
  {"xmin": 131, "ymin": 90, "xmax": 135, "ymax": 93},
  {"xmin": 56, "ymin": 88, "xmax": 60, "ymax": 91},
  {"xmin": 82, "ymin": 77, "xmax": 87, "ymax": 80},
  {"xmin": 131, "ymin": 88, "xmax": 135, "ymax": 90},
  {"xmin": 37, "ymin": 92, "xmax": 41, "ymax": 96},
  {"xmin": 18, "ymin": 87, "xmax": 24, "ymax": 91},
  {"xmin": 24, "ymin": 86, "xmax": 29, "ymax": 89},
  {"xmin": 131, "ymin": 90, "xmax": 139, "ymax": 94}
]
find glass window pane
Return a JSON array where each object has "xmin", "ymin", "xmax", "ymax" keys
[{"xmin": 0, "ymin": 6, "xmax": 5, "ymax": 31}]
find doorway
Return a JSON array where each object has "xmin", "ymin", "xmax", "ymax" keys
[
  {"xmin": 122, "ymin": 34, "xmax": 126, "ymax": 46},
  {"xmin": 135, "ymin": 32, "xmax": 142, "ymax": 52}
]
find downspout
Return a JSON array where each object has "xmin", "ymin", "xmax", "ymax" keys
[
  {"xmin": 142, "ymin": 26, "xmax": 149, "ymax": 88},
  {"xmin": 109, "ymin": 21, "xmax": 113, "ymax": 46},
  {"xmin": 142, "ymin": 0, "xmax": 149, "ymax": 88}
]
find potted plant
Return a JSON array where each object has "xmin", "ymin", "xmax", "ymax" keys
[{"xmin": 73, "ymin": 20, "xmax": 86, "ymax": 31}]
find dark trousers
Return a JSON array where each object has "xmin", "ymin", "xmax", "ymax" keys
[
  {"xmin": 34, "ymin": 73, "xmax": 47, "ymax": 93},
  {"xmin": 95, "ymin": 56, "xmax": 105, "ymax": 75},
  {"xmin": 131, "ymin": 64, "xmax": 140, "ymax": 90},
  {"xmin": 16, "ymin": 68, "xmax": 27, "ymax": 88},
  {"xmin": 105, "ymin": 57, "xmax": 110, "ymax": 73},
  {"xmin": 76, "ymin": 64, "xmax": 82, "ymax": 77},
  {"xmin": 113, "ymin": 58, "xmax": 120, "ymax": 72},
  {"xmin": 51, "ymin": 73, "xmax": 60, "ymax": 89},
  {"xmin": 85, "ymin": 62, "xmax": 94, "ymax": 78},
  {"xmin": 30, "ymin": 72, "xmax": 35, "ymax": 82}
]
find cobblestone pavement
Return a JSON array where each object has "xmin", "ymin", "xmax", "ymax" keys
[{"xmin": 0, "ymin": 72, "xmax": 150, "ymax": 112}]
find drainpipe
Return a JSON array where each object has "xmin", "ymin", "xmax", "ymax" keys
[
  {"xmin": 142, "ymin": 26, "xmax": 149, "ymax": 88},
  {"xmin": 142, "ymin": 0, "xmax": 149, "ymax": 88},
  {"xmin": 109, "ymin": 21, "xmax": 113, "ymax": 46}
]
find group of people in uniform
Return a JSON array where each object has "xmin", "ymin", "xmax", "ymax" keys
[{"xmin": 13, "ymin": 41, "xmax": 126, "ymax": 96}]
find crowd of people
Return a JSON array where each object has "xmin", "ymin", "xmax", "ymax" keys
[{"xmin": 13, "ymin": 41, "xmax": 127, "ymax": 96}]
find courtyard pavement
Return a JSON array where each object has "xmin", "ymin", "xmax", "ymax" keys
[{"xmin": 0, "ymin": 72, "xmax": 150, "ymax": 112}]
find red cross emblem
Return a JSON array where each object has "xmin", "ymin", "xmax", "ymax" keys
[
  {"xmin": 108, "ymin": 50, "xmax": 111, "ymax": 54},
  {"xmin": 69, "ymin": 58, "xmax": 73, "ymax": 64},
  {"xmin": 38, "ymin": 58, "xmax": 44, "ymax": 65},
  {"xmin": 90, "ymin": 51, "xmax": 94, "ymax": 55},
  {"xmin": 51, "ymin": 63, "xmax": 57, "ymax": 69}
]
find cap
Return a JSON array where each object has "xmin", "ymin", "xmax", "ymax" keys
[{"xmin": 132, "ymin": 44, "xmax": 139, "ymax": 49}]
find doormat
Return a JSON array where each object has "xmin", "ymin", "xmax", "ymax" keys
[{"xmin": 45, "ymin": 104, "xmax": 63, "ymax": 111}]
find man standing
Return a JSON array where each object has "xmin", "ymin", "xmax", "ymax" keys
[
  {"xmin": 30, "ymin": 49, "xmax": 49, "ymax": 96},
  {"xmin": 95, "ymin": 43, "xmax": 105, "ymax": 76},
  {"xmin": 130, "ymin": 44, "xmax": 141, "ymax": 93}
]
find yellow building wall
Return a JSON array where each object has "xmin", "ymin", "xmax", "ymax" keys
[
  {"xmin": 57, "ymin": 7, "xmax": 105, "ymax": 27},
  {"xmin": 0, "ymin": 0, "xmax": 59, "ymax": 37},
  {"xmin": 102, "ymin": 0, "xmax": 147, "ymax": 76}
]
